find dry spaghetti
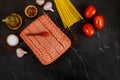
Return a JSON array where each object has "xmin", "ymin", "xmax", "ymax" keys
[{"xmin": 54, "ymin": 0, "xmax": 83, "ymax": 29}]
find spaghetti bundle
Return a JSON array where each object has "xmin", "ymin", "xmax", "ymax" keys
[{"xmin": 54, "ymin": 0, "xmax": 83, "ymax": 29}]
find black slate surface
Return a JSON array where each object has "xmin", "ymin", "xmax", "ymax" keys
[{"xmin": 0, "ymin": 0, "xmax": 120, "ymax": 80}]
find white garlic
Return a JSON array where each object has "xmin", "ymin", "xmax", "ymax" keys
[
  {"xmin": 43, "ymin": 1, "xmax": 54, "ymax": 12},
  {"xmin": 16, "ymin": 48, "xmax": 27, "ymax": 58},
  {"xmin": 36, "ymin": 0, "xmax": 45, "ymax": 6}
]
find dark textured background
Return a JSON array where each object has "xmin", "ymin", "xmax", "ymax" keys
[{"xmin": 0, "ymin": 0, "xmax": 120, "ymax": 80}]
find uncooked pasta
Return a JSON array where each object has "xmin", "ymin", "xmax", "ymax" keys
[{"xmin": 54, "ymin": 0, "xmax": 83, "ymax": 29}]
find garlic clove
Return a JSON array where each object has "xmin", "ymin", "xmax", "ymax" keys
[
  {"xmin": 49, "ymin": 8, "xmax": 54, "ymax": 12},
  {"xmin": 43, "ymin": 1, "xmax": 54, "ymax": 12},
  {"xmin": 36, "ymin": 0, "xmax": 45, "ymax": 6},
  {"xmin": 16, "ymin": 48, "xmax": 27, "ymax": 58}
]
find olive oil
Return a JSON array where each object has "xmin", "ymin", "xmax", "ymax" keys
[{"xmin": 2, "ymin": 13, "xmax": 22, "ymax": 30}]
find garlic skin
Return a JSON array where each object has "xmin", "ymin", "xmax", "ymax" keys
[
  {"xmin": 36, "ymin": 0, "xmax": 45, "ymax": 6},
  {"xmin": 16, "ymin": 48, "xmax": 27, "ymax": 58},
  {"xmin": 43, "ymin": 1, "xmax": 54, "ymax": 12}
]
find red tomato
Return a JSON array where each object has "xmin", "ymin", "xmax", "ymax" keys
[
  {"xmin": 83, "ymin": 23, "xmax": 95, "ymax": 37},
  {"xmin": 94, "ymin": 15, "xmax": 105, "ymax": 30},
  {"xmin": 85, "ymin": 5, "xmax": 96, "ymax": 18}
]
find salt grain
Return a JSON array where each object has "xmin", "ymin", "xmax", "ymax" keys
[{"xmin": 7, "ymin": 34, "xmax": 19, "ymax": 46}]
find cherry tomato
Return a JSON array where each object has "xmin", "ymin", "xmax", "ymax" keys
[
  {"xmin": 94, "ymin": 15, "xmax": 105, "ymax": 30},
  {"xmin": 85, "ymin": 5, "xmax": 96, "ymax": 18},
  {"xmin": 83, "ymin": 23, "xmax": 95, "ymax": 37}
]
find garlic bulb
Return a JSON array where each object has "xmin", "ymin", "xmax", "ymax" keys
[
  {"xmin": 43, "ymin": 1, "xmax": 54, "ymax": 12},
  {"xmin": 16, "ymin": 48, "xmax": 27, "ymax": 58},
  {"xmin": 36, "ymin": 0, "xmax": 45, "ymax": 6}
]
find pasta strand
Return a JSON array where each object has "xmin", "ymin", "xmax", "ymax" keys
[{"xmin": 54, "ymin": 0, "xmax": 83, "ymax": 28}]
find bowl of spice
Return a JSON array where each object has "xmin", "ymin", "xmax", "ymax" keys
[{"xmin": 25, "ymin": 5, "xmax": 38, "ymax": 18}]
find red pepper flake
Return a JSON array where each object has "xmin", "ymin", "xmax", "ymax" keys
[
  {"xmin": 40, "ymin": 31, "xmax": 49, "ymax": 37},
  {"xmin": 26, "ymin": 31, "xmax": 49, "ymax": 37}
]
